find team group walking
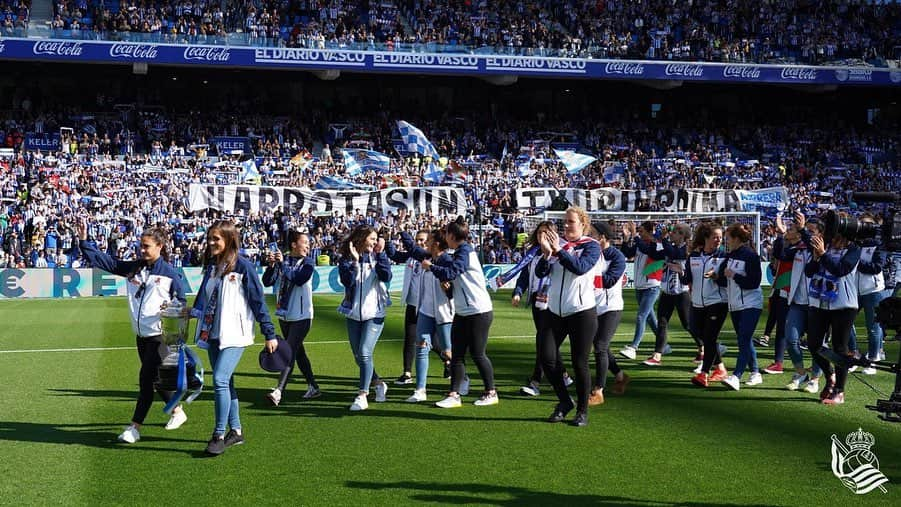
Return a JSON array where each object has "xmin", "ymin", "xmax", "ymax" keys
[{"xmin": 88, "ymin": 207, "xmax": 898, "ymax": 454}]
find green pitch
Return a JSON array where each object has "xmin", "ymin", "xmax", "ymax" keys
[{"xmin": 0, "ymin": 292, "xmax": 898, "ymax": 506}]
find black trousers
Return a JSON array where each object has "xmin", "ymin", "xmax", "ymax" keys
[
  {"xmin": 593, "ymin": 310, "xmax": 622, "ymax": 389},
  {"xmin": 690, "ymin": 304, "xmax": 728, "ymax": 373},
  {"xmin": 132, "ymin": 335, "xmax": 173, "ymax": 425},
  {"xmin": 656, "ymin": 292, "xmax": 696, "ymax": 352},
  {"xmin": 541, "ymin": 308, "xmax": 597, "ymax": 413},
  {"xmin": 402, "ymin": 304, "xmax": 418, "ymax": 373},
  {"xmin": 529, "ymin": 306, "xmax": 564, "ymax": 382},
  {"xmin": 450, "ymin": 311, "xmax": 495, "ymax": 393},
  {"xmin": 277, "ymin": 319, "xmax": 317, "ymax": 391},
  {"xmin": 808, "ymin": 307, "xmax": 857, "ymax": 393}
]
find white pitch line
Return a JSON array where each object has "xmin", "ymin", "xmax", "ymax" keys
[{"xmin": 0, "ymin": 331, "xmax": 718, "ymax": 354}]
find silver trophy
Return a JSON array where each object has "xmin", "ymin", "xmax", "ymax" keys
[
  {"xmin": 160, "ymin": 300, "xmax": 189, "ymax": 345},
  {"xmin": 156, "ymin": 300, "xmax": 204, "ymax": 413}
]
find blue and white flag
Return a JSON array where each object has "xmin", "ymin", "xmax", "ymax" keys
[
  {"xmin": 553, "ymin": 149, "xmax": 597, "ymax": 174},
  {"xmin": 341, "ymin": 149, "xmax": 391, "ymax": 176},
  {"xmin": 517, "ymin": 157, "xmax": 535, "ymax": 177},
  {"xmin": 315, "ymin": 175, "xmax": 374, "ymax": 191},
  {"xmin": 240, "ymin": 159, "xmax": 260, "ymax": 183},
  {"xmin": 423, "ymin": 162, "xmax": 445, "ymax": 184},
  {"xmin": 397, "ymin": 121, "xmax": 440, "ymax": 159},
  {"xmin": 500, "ymin": 143, "xmax": 508, "ymax": 164},
  {"xmin": 603, "ymin": 162, "xmax": 626, "ymax": 183}
]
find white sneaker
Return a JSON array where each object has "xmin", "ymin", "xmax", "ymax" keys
[
  {"xmin": 746, "ymin": 372, "xmax": 763, "ymax": 386},
  {"xmin": 459, "ymin": 377, "xmax": 471, "ymax": 396},
  {"xmin": 862, "ymin": 366, "xmax": 877, "ymax": 375},
  {"xmin": 803, "ymin": 379, "xmax": 820, "ymax": 394},
  {"xmin": 692, "ymin": 364, "xmax": 703, "ymax": 374},
  {"xmin": 117, "ymin": 425, "xmax": 140, "ymax": 444},
  {"xmin": 349, "ymin": 394, "xmax": 369, "ymax": 411},
  {"xmin": 474, "ymin": 391, "xmax": 499, "ymax": 406},
  {"xmin": 266, "ymin": 388, "xmax": 282, "ymax": 406},
  {"xmin": 786, "ymin": 373, "xmax": 808, "ymax": 391},
  {"xmin": 619, "ymin": 346, "xmax": 637, "ymax": 360},
  {"xmin": 165, "ymin": 408, "xmax": 187, "ymax": 430},
  {"xmin": 722, "ymin": 375, "xmax": 741, "ymax": 391},
  {"xmin": 563, "ymin": 374, "xmax": 574, "ymax": 387},
  {"xmin": 520, "ymin": 381, "xmax": 540, "ymax": 397},
  {"xmin": 435, "ymin": 394, "xmax": 462, "ymax": 408},
  {"xmin": 878, "ymin": 350, "xmax": 886, "ymax": 361},
  {"xmin": 405, "ymin": 388, "xmax": 427, "ymax": 403},
  {"xmin": 374, "ymin": 381, "xmax": 388, "ymax": 402},
  {"xmin": 847, "ymin": 365, "xmax": 858, "ymax": 373}
]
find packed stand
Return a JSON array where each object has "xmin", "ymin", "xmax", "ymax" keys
[
  {"xmin": 1, "ymin": 101, "xmax": 900, "ymax": 269},
  {"xmin": 1, "ymin": 0, "xmax": 29, "ymax": 33}
]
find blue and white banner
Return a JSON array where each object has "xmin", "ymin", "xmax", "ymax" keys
[
  {"xmin": 209, "ymin": 136, "xmax": 253, "ymax": 154},
  {"xmin": 554, "ymin": 149, "xmax": 597, "ymax": 174},
  {"xmin": 24, "ymin": 132, "xmax": 61, "ymax": 151},
  {"xmin": 396, "ymin": 121, "xmax": 440, "ymax": 158},
  {"xmin": 341, "ymin": 148, "xmax": 391, "ymax": 175},
  {"xmin": 0, "ymin": 39, "xmax": 898, "ymax": 86},
  {"xmin": 735, "ymin": 186, "xmax": 790, "ymax": 212}
]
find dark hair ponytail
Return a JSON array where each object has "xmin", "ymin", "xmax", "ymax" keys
[{"xmin": 446, "ymin": 216, "xmax": 470, "ymax": 242}]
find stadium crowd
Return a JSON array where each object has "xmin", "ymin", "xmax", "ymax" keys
[
  {"xmin": 1, "ymin": 97, "xmax": 899, "ymax": 271},
  {"xmin": 38, "ymin": 0, "xmax": 901, "ymax": 65}
]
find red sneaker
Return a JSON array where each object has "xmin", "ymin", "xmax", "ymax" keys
[
  {"xmin": 691, "ymin": 373, "xmax": 709, "ymax": 387},
  {"xmin": 709, "ymin": 369, "xmax": 729, "ymax": 382},
  {"xmin": 820, "ymin": 379, "xmax": 835, "ymax": 401},
  {"xmin": 763, "ymin": 363, "xmax": 784, "ymax": 374},
  {"xmin": 642, "ymin": 357, "xmax": 662, "ymax": 366},
  {"xmin": 822, "ymin": 391, "xmax": 845, "ymax": 405}
]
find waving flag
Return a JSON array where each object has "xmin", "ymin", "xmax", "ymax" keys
[
  {"xmin": 397, "ymin": 121, "xmax": 440, "ymax": 159},
  {"xmin": 315, "ymin": 175, "xmax": 375, "ymax": 191},
  {"xmin": 240, "ymin": 159, "xmax": 260, "ymax": 184},
  {"xmin": 554, "ymin": 149, "xmax": 597, "ymax": 174},
  {"xmin": 341, "ymin": 149, "xmax": 391, "ymax": 176}
]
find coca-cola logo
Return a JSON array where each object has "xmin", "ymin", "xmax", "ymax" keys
[
  {"xmin": 109, "ymin": 44, "xmax": 159, "ymax": 59},
  {"xmin": 604, "ymin": 62, "xmax": 644, "ymax": 75},
  {"xmin": 183, "ymin": 46, "xmax": 231, "ymax": 62},
  {"xmin": 722, "ymin": 65, "xmax": 761, "ymax": 79},
  {"xmin": 890, "ymin": 71, "xmax": 901, "ymax": 84},
  {"xmin": 780, "ymin": 67, "xmax": 817, "ymax": 80},
  {"xmin": 0, "ymin": 40, "xmax": 5, "ymax": 54},
  {"xmin": 664, "ymin": 64, "xmax": 704, "ymax": 77},
  {"xmin": 32, "ymin": 41, "xmax": 84, "ymax": 56}
]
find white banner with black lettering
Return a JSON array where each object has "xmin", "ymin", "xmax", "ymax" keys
[
  {"xmin": 516, "ymin": 187, "xmax": 789, "ymax": 212},
  {"xmin": 189, "ymin": 184, "xmax": 467, "ymax": 216}
]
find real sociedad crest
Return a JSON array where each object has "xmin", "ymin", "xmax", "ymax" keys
[{"xmin": 830, "ymin": 428, "xmax": 889, "ymax": 495}]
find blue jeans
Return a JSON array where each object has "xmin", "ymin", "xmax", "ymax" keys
[
  {"xmin": 785, "ymin": 303, "xmax": 821, "ymax": 377},
  {"xmin": 207, "ymin": 342, "xmax": 245, "ymax": 435},
  {"xmin": 859, "ymin": 291, "xmax": 886, "ymax": 360},
  {"xmin": 731, "ymin": 308, "xmax": 761, "ymax": 378},
  {"xmin": 414, "ymin": 313, "xmax": 452, "ymax": 390},
  {"xmin": 347, "ymin": 318, "xmax": 384, "ymax": 393},
  {"xmin": 631, "ymin": 287, "xmax": 660, "ymax": 348}
]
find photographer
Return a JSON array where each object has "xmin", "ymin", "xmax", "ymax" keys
[
  {"xmin": 805, "ymin": 213, "xmax": 862, "ymax": 405},
  {"xmin": 856, "ymin": 213, "xmax": 886, "ymax": 373}
]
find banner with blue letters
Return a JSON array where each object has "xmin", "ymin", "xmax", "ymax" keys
[{"xmin": 0, "ymin": 38, "xmax": 897, "ymax": 86}]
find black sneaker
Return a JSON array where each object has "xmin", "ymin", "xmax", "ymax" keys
[
  {"xmin": 394, "ymin": 373, "xmax": 413, "ymax": 385},
  {"xmin": 753, "ymin": 336, "xmax": 770, "ymax": 347},
  {"xmin": 800, "ymin": 339, "xmax": 809, "ymax": 351},
  {"xmin": 547, "ymin": 398, "xmax": 575, "ymax": 423},
  {"xmin": 205, "ymin": 434, "xmax": 225, "ymax": 455},
  {"xmin": 442, "ymin": 362, "xmax": 451, "ymax": 380},
  {"xmin": 570, "ymin": 411, "xmax": 588, "ymax": 427},
  {"xmin": 224, "ymin": 429, "xmax": 244, "ymax": 448}
]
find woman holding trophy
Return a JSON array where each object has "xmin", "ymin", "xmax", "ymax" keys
[{"xmin": 76, "ymin": 220, "xmax": 188, "ymax": 444}]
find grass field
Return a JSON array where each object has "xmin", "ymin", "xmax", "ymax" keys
[{"xmin": 1, "ymin": 291, "xmax": 899, "ymax": 506}]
